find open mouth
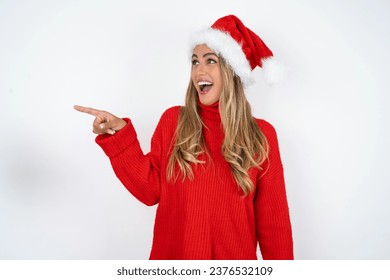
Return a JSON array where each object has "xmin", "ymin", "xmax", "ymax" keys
[{"xmin": 198, "ymin": 81, "xmax": 213, "ymax": 92}]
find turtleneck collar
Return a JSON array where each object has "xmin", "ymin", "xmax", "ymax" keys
[{"xmin": 198, "ymin": 98, "xmax": 221, "ymax": 122}]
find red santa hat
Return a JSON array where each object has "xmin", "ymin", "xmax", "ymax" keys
[{"xmin": 190, "ymin": 15, "xmax": 284, "ymax": 86}]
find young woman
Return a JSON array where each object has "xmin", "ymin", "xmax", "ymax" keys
[{"xmin": 75, "ymin": 15, "xmax": 294, "ymax": 260}]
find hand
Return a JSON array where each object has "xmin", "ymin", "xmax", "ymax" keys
[{"xmin": 74, "ymin": 105, "xmax": 127, "ymax": 135}]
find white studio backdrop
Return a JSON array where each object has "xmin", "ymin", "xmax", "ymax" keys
[{"xmin": 0, "ymin": 0, "xmax": 389, "ymax": 259}]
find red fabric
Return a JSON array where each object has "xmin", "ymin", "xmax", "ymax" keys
[
  {"xmin": 96, "ymin": 102, "xmax": 294, "ymax": 260},
  {"xmin": 211, "ymin": 15, "xmax": 273, "ymax": 69}
]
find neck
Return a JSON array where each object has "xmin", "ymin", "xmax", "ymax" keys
[{"xmin": 198, "ymin": 99, "xmax": 221, "ymax": 122}]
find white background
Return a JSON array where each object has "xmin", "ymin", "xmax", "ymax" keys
[{"xmin": 0, "ymin": 0, "xmax": 389, "ymax": 259}]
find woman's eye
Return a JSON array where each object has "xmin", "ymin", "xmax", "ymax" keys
[
  {"xmin": 192, "ymin": 60, "xmax": 199, "ymax": 66},
  {"xmin": 207, "ymin": 59, "xmax": 217, "ymax": 64}
]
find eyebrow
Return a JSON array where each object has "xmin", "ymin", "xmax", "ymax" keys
[{"xmin": 192, "ymin": 52, "xmax": 218, "ymax": 59}]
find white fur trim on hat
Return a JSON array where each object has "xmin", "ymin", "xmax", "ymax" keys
[
  {"xmin": 189, "ymin": 28, "xmax": 254, "ymax": 87},
  {"xmin": 262, "ymin": 57, "xmax": 285, "ymax": 85}
]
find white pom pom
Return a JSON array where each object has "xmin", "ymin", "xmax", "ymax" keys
[{"xmin": 262, "ymin": 57, "xmax": 285, "ymax": 85}]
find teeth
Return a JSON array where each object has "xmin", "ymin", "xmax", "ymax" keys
[{"xmin": 198, "ymin": 81, "xmax": 213, "ymax": 86}]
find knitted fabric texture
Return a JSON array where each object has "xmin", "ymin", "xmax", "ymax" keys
[{"xmin": 96, "ymin": 103, "xmax": 294, "ymax": 260}]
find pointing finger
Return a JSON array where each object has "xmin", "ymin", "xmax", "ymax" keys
[{"xmin": 74, "ymin": 105, "xmax": 102, "ymax": 117}]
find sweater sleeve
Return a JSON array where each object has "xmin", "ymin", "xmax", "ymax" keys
[
  {"xmin": 254, "ymin": 120, "xmax": 294, "ymax": 260},
  {"xmin": 95, "ymin": 108, "xmax": 179, "ymax": 206}
]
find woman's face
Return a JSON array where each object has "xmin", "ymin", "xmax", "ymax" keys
[{"xmin": 191, "ymin": 44, "xmax": 223, "ymax": 106}]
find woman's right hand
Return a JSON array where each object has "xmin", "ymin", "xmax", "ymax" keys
[{"xmin": 74, "ymin": 105, "xmax": 127, "ymax": 135}]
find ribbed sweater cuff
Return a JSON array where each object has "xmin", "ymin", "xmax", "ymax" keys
[{"xmin": 95, "ymin": 118, "xmax": 137, "ymax": 158}]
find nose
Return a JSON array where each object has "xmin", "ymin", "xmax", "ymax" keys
[{"xmin": 195, "ymin": 62, "xmax": 207, "ymax": 75}]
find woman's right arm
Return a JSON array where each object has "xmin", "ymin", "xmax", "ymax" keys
[{"xmin": 74, "ymin": 105, "xmax": 164, "ymax": 206}]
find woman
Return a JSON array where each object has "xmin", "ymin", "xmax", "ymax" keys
[{"xmin": 75, "ymin": 15, "xmax": 294, "ymax": 260}]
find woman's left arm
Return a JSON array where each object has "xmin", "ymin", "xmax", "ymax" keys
[{"xmin": 254, "ymin": 120, "xmax": 294, "ymax": 260}]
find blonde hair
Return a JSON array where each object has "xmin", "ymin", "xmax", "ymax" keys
[{"xmin": 167, "ymin": 57, "xmax": 269, "ymax": 195}]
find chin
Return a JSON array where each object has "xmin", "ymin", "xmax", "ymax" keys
[
  {"xmin": 198, "ymin": 96, "xmax": 209, "ymax": 104},
  {"xmin": 199, "ymin": 99, "xmax": 216, "ymax": 106}
]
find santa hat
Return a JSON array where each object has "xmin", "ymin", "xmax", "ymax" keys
[{"xmin": 190, "ymin": 15, "xmax": 284, "ymax": 86}]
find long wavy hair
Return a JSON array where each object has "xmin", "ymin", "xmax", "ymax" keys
[{"xmin": 167, "ymin": 56, "xmax": 269, "ymax": 195}]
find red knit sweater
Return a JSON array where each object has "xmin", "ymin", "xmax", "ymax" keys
[{"xmin": 96, "ymin": 102, "xmax": 294, "ymax": 260}]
